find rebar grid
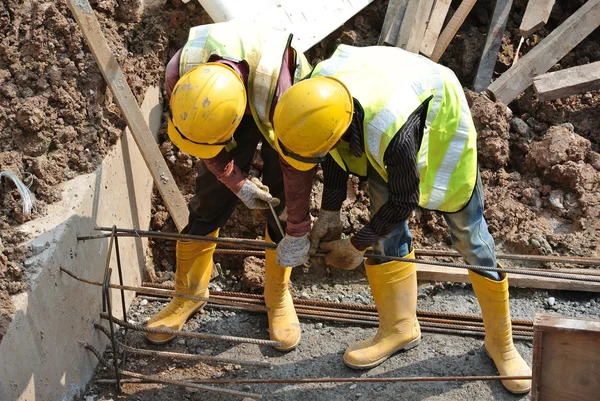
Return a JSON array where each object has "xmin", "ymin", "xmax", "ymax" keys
[{"xmin": 82, "ymin": 342, "xmax": 262, "ymax": 399}]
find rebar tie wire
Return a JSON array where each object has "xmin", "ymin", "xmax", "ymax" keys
[
  {"xmin": 80, "ymin": 227, "xmax": 600, "ymax": 283},
  {"xmin": 81, "ymin": 342, "xmax": 262, "ymax": 400}
]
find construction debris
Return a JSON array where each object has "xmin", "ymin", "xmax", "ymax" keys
[{"xmin": 487, "ymin": 0, "xmax": 600, "ymax": 104}]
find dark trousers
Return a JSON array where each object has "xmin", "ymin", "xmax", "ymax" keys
[{"xmin": 186, "ymin": 115, "xmax": 286, "ymax": 243}]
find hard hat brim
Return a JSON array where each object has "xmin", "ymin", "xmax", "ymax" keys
[
  {"xmin": 273, "ymin": 135, "xmax": 317, "ymax": 171},
  {"xmin": 168, "ymin": 117, "xmax": 224, "ymax": 159}
]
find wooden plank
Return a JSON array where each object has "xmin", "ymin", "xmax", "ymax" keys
[
  {"xmin": 416, "ymin": 263, "xmax": 600, "ymax": 292},
  {"xmin": 395, "ymin": 0, "xmax": 420, "ymax": 49},
  {"xmin": 531, "ymin": 315, "xmax": 600, "ymax": 401},
  {"xmin": 520, "ymin": 0, "xmax": 555, "ymax": 37},
  {"xmin": 472, "ymin": 0, "xmax": 513, "ymax": 92},
  {"xmin": 66, "ymin": 0, "xmax": 189, "ymax": 232},
  {"xmin": 533, "ymin": 61, "xmax": 600, "ymax": 100},
  {"xmin": 379, "ymin": 0, "xmax": 409, "ymax": 46},
  {"xmin": 531, "ymin": 330, "xmax": 544, "ymax": 400},
  {"xmin": 420, "ymin": 0, "xmax": 452, "ymax": 57},
  {"xmin": 487, "ymin": 0, "xmax": 600, "ymax": 105},
  {"xmin": 407, "ymin": 0, "xmax": 436, "ymax": 53},
  {"xmin": 430, "ymin": 0, "xmax": 478, "ymax": 62}
]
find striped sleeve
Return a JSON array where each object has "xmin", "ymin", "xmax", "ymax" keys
[
  {"xmin": 352, "ymin": 98, "xmax": 431, "ymax": 251},
  {"xmin": 321, "ymin": 154, "xmax": 349, "ymax": 211}
]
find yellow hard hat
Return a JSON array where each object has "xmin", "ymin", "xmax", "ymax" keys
[
  {"xmin": 273, "ymin": 76, "xmax": 353, "ymax": 171},
  {"xmin": 168, "ymin": 63, "xmax": 246, "ymax": 159}
]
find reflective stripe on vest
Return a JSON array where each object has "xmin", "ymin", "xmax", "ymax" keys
[
  {"xmin": 179, "ymin": 22, "xmax": 311, "ymax": 146},
  {"xmin": 312, "ymin": 45, "xmax": 476, "ymax": 213}
]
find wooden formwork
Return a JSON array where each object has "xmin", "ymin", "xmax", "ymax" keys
[{"xmin": 531, "ymin": 314, "xmax": 600, "ymax": 401}]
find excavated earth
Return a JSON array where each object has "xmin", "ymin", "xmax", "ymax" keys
[{"xmin": 1, "ymin": 0, "xmax": 599, "ymax": 400}]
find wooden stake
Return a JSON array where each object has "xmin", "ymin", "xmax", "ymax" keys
[
  {"xmin": 520, "ymin": 0, "xmax": 555, "ymax": 38},
  {"xmin": 533, "ymin": 61, "xmax": 600, "ymax": 101},
  {"xmin": 430, "ymin": 0, "xmax": 479, "ymax": 62},
  {"xmin": 487, "ymin": 0, "xmax": 600, "ymax": 105},
  {"xmin": 379, "ymin": 0, "xmax": 409, "ymax": 46},
  {"xmin": 396, "ymin": 0, "xmax": 435, "ymax": 53},
  {"xmin": 66, "ymin": 0, "xmax": 189, "ymax": 231},
  {"xmin": 420, "ymin": 0, "xmax": 452, "ymax": 58},
  {"xmin": 472, "ymin": 0, "xmax": 514, "ymax": 92}
]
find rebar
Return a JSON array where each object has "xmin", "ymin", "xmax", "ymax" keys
[
  {"xmin": 95, "ymin": 374, "xmax": 533, "ymax": 385},
  {"xmin": 143, "ymin": 287, "xmax": 534, "ymax": 327},
  {"xmin": 60, "ymin": 267, "xmax": 266, "ymax": 312},
  {"xmin": 206, "ymin": 304, "xmax": 533, "ymax": 341},
  {"xmin": 82, "ymin": 342, "xmax": 262, "ymax": 399},
  {"xmin": 85, "ymin": 227, "xmax": 600, "ymax": 270},
  {"xmin": 93, "ymin": 323, "xmax": 272, "ymax": 368},
  {"xmin": 100, "ymin": 313, "xmax": 280, "ymax": 347}
]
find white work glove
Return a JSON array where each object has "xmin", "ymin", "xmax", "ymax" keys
[
  {"xmin": 276, "ymin": 234, "xmax": 310, "ymax": 267},
  {"xmin": 236, "ymin": 177, "xmax": 280, "ymax": 210},
  {"xmin": 320, "ymin": 237, "xmax": 365, "ymax": 270},
  {"xmin": 309, "ymin": 210, "xmax": 342, "ymax": 255}
]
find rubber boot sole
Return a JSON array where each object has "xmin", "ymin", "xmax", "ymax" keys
[
  {"xmin": 145, "ymin": 302, "xmax": 207, "ymax": 345},
  {"xmin": 484, "ymin": 349, "xmax": 532, "ymax": 394},
  {"xmin": 344, "ymin": 336, "xmax": 422, "ymax": 370}
]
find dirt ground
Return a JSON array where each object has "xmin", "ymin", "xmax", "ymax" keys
[
  {"xmin": 1, "ymin": 0, "xmax": 600, "ymax": 399},
  {"xmin": 0, "ymin": 0, "xmax": 212, "ymax": 337}
]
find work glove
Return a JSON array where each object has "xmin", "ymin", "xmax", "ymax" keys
[
  {"xmin": 309, "ymin": 210, "xmax": 342, "ymax": 255},
  {"xmin": 276, "ymin": 234, "xmax": 311, "ymax": 267},
  {"xmin": 319, "ymin": 237, "xmax": 365, "ymax": 270},
  {"xmin": 236, "ymin": 177, "xmax": 280, "ymax": 210}
]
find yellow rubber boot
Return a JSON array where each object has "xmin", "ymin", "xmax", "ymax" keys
[
  {"xmin": 145, "ymin": 229, "xmax": 219, "ymax": 344},
  {"xmin": 469, "ymin": 269, "xmax": 532, "ymax": 394},
  {"xmin": 344, "ymin": 250, "xmax": 421, "ymax": 369},
  {"xmin": 264, "ymin": 230, "xmax": 301, "ymax": 351}
]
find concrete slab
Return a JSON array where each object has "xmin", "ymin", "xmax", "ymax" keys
[{"xmin": 0, "ymin": 87, "xmax": 163, "ymax": 401}]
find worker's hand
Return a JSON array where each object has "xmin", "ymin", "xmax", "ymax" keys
[
  {"xmin": 319, "ymin": 237, "xmax": 365, "ymax": 270},
  {"xmin": 236, "ymin": 177, "xmax": 280, "ymax": 210},
  {"xmin": 276, "ymin": 234, "xmax": 310, "ymax": 267},
  {"xmin": 309, "ymin": 210, "xmax": 342, "ymax": 255}
]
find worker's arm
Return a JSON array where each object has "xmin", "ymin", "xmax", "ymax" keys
[
  {"xmin": 306, "ymin": 155, "xmax": 349, "ymax": 254},
  {"xmin": 351, "ymin": 100, "xmax": 430, "ymax": 251},
  {"xmin": 275, "ymin": 157, "xmax": 315, "ymax": 267},
  {"xmin": 319, "ymin": 99, "xmax": 430, "ymax": 271},
  {"xmin": 165, "ymin": 49, "xmax": 182, "ymax": 99}
]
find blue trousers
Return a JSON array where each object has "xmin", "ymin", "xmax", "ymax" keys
[{"xmin": 368, "ymin": 166, "xmax": 500, "ymax": 280}]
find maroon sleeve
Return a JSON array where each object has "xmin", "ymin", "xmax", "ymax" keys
[
  {"xmin": 203, "ymin": 149, "xmax": 247, "ymax": 194},
  {"xmin": 165, "ymin": 49, "xmax": 183, "ymax": 100},
  {"xmin": 280, "ymin": 156, "xmax": 315, "ymax": 237}
]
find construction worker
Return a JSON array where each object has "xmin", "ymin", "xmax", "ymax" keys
[
  {"xmin": 272, "ymin": 45, "xmax": 532, "ymax": 394},
  {"xmin": 146, "ymin": 20, "xmax": 314, "ymax": 351}
]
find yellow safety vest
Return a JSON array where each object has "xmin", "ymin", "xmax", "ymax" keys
[
  {"xmin": 180, "ymin": 21, "xmax": 312, "ymax": 146},
  {"xmin": 312, "ymin": 45, "xmax": 477, "ymax": 212}
]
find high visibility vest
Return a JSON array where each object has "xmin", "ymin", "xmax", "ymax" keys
[
  {"xmin": 180, "ymin": 21, "xmax": 311, "ymax": 146},
  {"xmin": 312, "ymin": 45, "xmax": 477, "ymax": 213}
]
